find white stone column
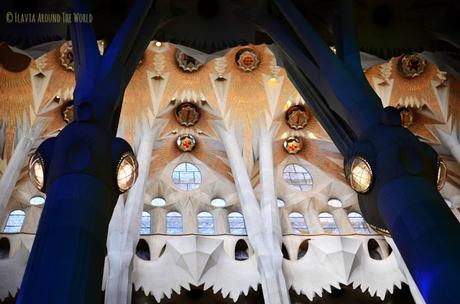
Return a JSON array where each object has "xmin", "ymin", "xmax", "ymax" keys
[
  {"xmin": 279, "ymin": 209, "xmax": 291, "ymax": 235},
  {"xmin": 0, "ymin": 118, "xmax": 47, "ymax": 218},
  {"xmin": 152, "ymin": 208, "xmax": 166, "ymax": 234},
  {"xmin": 214, "ymin": 124, "xmax": 264, "ymax": 240},
  {"xmin": 211, "ymin": 208, "xmax": 228, "ymax": 234},
  {"xmin": 304, "ymin": 208, "xmax": 323, "ymax": 234},
  {"xmin": 331, "ymin": 209, "xmax": 354, "ymax": 234},
  {"xmin": 215, "ymin": 123, "xmax": 290, "ymax": 304},
  {"xmin": 259, "ymin": 126, "xmax": 283, "ymax": 243},
  {"xmin": 21, "ymin": 206, "xmax": 42, "ymax": 233},
  {"xmin": 105, "ymin": 120, "xmax": 159, "ymax": 304},
  {"xmin": 258, "ymin": 125, "xmax": 290, "ymax": 303},
  {"xmin": 181, "ymin": 205, "xmax": 198, "ymax": 234}
]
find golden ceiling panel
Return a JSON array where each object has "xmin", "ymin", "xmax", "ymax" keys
[
  {"xmin": 1, "ymin": 43, "xmax": 459, "ymax": 186},
  {"xmin": 120, "ymin": 49, "xmax": 156, "ymax": 132},
  {"xmin": 0, "ymin": 67, "xmax": 32, "ymax": 125},
  {"xmin": 387, "ymin": 56, "xmax": 445, "ymax": 121},
  {"xmin": 364, "ymin": 56, "xmax": 460, "ymax": 144},
  {"xmin": 39, "ymin": 48, "xmax": 76, "ymax": 109}
]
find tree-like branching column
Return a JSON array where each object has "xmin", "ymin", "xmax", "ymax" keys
[
  {"xmin": 250, "ymin": 0, "xmax": 460, "ymax": 303},
  {"xmin": 17, "ymin": 1, "xmax": 168, "ymax": 303}
]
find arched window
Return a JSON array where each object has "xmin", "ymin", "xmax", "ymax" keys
[
  {"xmin": 348, "ymin": 212, "xmax": 370, "ymax": 234},
  {"xmin": 172, "ymin": 162, "xmax": 202, "ymax": 191},
  {"xmin": 166, "ymin": 211, "xmax": 183, "ymax": 234},
  {"xmin": 211, "ymin": 198, "xmax": 226, "ymax": 207},
  {"xmin": 327, "ymin": 198, "xmax": 342, "ymax": 208},
  {"xmin": 197, "ymin": 211, "xmax": 214, "ymax": 234},
  {"xmin": 139, "ymin": 211, "xmax": 151, "ymax": 235},
  {"xmin": 228, "ymin": 212, "xmax": 246, "ymax": 235},
  {"xmin": 297, "ymin": 239, "xmax": 309, "ymax": 260},
  {"xmin": 288, "ymin": 212, "xmax": 308, "ymax": 234},
  {"xmin": 151, "ymin": 197, "xmax": 166, "ymax": 207},
  {"xmin": 282, "ymin": 164, "xmax": 313, "ymax": 192},
  {"xmin": 3, "ymin": 210, "xmax": 25, "ymax": 233},
  {"xmin": 276, "ymin": 199, "xmax": 286, "ymax": 208},
  {"xmin": 29, "ymin": 196, "xmax": 45, "ymax": 206},
  {"xmin": 319, "ymin": 212, "xmax": 339, "ymax": 234},
  {"xmin": 136, "ymin": 239, "xmax": 150, "ymax": 261},
  {"xmin": 235, "ymin": 239, "xmax": 249, "ymax": 261}
]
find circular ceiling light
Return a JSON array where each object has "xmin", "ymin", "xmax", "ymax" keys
[
  {"xmin": 29, "ymin": 152, "xmax": 45, "ymax": 191},
  {"xmin": 437, "ymin": 158, "xmax": 447, "ymax": 190},
  {"xmin": 175, "ymin": 102, "xmax": 200, "ymax": 127},
  {"xmin": 176, "ymin": 134, "xmax": 196, "ymax": 152},
  {"xmin": 399, "ymin": 54, "xmax": 427, "ymax": 78},
  {"xmin": 211, "ymin": 198, "xmax": 226, "ymax": 207},
  {"xmin": 346, "ymin": 156, "xmax": 373, "ymax": 194},
  {"xmin": 151, "ymin": 197, "xmax": 166, "ymax": 207},
  {"xmin": 399, "ymin": 107, "xmax": 414, "ymax": 128},
  {"xmin": 30, "ymin": 196, "xmax": 45, "ymax": 206},
  {"xmin": 62, "ymin": 102, "xmax": 74, "ymax": 124},
  {"xmin": 59, "ymin": 41, "xmax": 104, "ymax": 71},
  {"xmin": 327, "ymin": 198, "xmax": 343, "ymax": 208},
  {"xmin": 59, "ymin": 41, "xmax": 74, "ymax": 71},
  {"xmin": 116, "ymin": 152, "xmax": 138, "ymax": 193},
  {"xmin": 235, "ymin": 48, "xmax": 259, "ymax": 72},
  {"xmin": 283, "ymin": 136, "xmax": 303, "ymax": 154},
  {"xmin": 285, "ymin": 105, "xmax": 309, "ymax": 130},
  {"xmin": 176, "ymin": 50, "xmax": 203, "ymax": 72}
]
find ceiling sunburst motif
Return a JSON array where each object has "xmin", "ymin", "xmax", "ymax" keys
[
  {"xmin": 175, "ymin": 102, "xmax": 200, "ymax": 127},
  {"xmin": 0, "ymin": 42, "xmax": 458, "ymax": 199},
  {"xmin": 285, "ymin": 105, "xmax": 309, "ymax": 130},
  {"xmin": 398, "ymin": 54, "xmax": 427, "ymax": 78},
  {"xmin": 283, "ymin": 136, "xmax": 303, "ymax": 154},
  {"xmin": 365, "ymin": 55, "xmax": 453, "ymax": 143},
  {"xmin": 235, "ymin": 48, "xmax": 259, "ymax": 72},
  {"xmin": 176, "ymin": 50, "xmax": 203, "ymax": 72},
  {"xmin": 176, "ymin": 134, "xmax": 197, "ymax": 152}
]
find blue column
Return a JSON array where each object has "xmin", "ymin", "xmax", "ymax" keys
[{"xmin": 17, "ymin": 0, "xmax": 164, "ymax": 301}]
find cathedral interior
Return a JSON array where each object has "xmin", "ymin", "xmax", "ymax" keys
[{"xmin": 0, "ymin": 0, "xmax": 459, "ymax": 303}]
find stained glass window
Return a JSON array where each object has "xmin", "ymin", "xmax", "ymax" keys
[
  {"xmin": 277, "ymin": 199, "xmax": 286, "ymax": 208},
  {"xmin": 3, "ymin": 210, "xmax": 25, "ymax": 233},
  {"xmin": 327, "ymin": 198, "xmax": 342, "ymax": 208},
  {"xmin": 139, "ymin": 211, "xmax": 151, "ymax": 235},
  {"xmin": 197, "ymin": 212, "xmax": 214, "ymax": 234},
  {"xmin": 288, "ymin": 212, "xmax": 308, "ymax": 234},
  {"xmin": 228, "ymin": 212, "xmax": 246, "ymax": 235},
  {"xmin": 211, "ymin": 198, "xmax": 226, "ymax": 207},
  {"xmin": 283, "ymin": 164, "xmax": 313, "ymax": 192},
  {"xmin": 319, "ymin": 212, "xmax": 339, "ymax": 234},
  {"xmin": 30, "ymin": 196, "xmax": 45, "ymax": 205},
  {"xmin": 172, "ymin": 162, "xmax": 201, "ymax": 191},
  {"xmin": 151, "ymin": 197, "xmax": 166, "ymax": 207},
  {"xmin": 166, "ymin": 211, "xmax": 183, "ymax": 234},
  {"xmin": 348, "ymin": 212, "xmax": 371, "ymax": 234}
]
